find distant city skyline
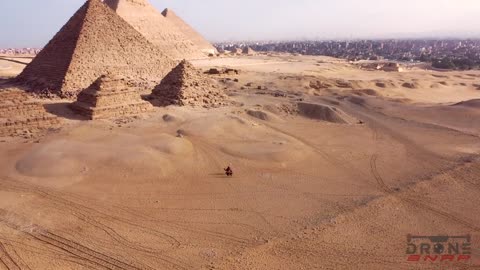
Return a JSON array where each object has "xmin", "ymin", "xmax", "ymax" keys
[{"xmin": 1, "ymin": 0, "xmax": 480, "ymax": 48}]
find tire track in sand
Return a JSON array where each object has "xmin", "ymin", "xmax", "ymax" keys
[
  {"xmin": 0, "ymin": 209, "xmax": 148, "ymax": 270},
  {"xmin": 0, "ymin": 181, "xmax": 189, "ymax": 270},
  {"xmin": 0, "ymin": 242, "xmax": 20, "ymax": 270},
  {"xmin": 364, "ymin": 111, "xmax": 480, "ymax": 232},
  {"xmin": 369, "ymin": 152, "xmax": 480, "ymax": 231}
]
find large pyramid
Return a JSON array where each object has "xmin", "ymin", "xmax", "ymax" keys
[
  {"xmin": 70, "ymin": 74, "xmax": 152, "ymax": 119},
  {"xmin": 152, "ymin": 60, "xmax": 228, "ymax": 108},
  {"xmin": 15, "ymin": 0, "xmax": 175, "ymax": 98},
  {"xmin": 161, "ymin": 8, "xmax": 218, "ymax": 55},
  {"xmin": 104, "ymin": 0, "xmax": 206, "ymax": 60}
]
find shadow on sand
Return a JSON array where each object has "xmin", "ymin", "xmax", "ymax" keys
[
  {"xmin": 142, "ymin": 94, "xmax": 167, "ymax": 108},
  {"xmin": 209, "ymin": 173, "xmax": 232, "ymax": 179},
  {"xmin": 43, "ymin": 102, "xmax": 87, "ymax": 121},
  {"xmin": 0, "ymin": 57, "xmax": 29, "ymax": 65}
]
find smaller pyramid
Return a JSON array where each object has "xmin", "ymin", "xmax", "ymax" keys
[
  {"xmin": 0, "ymin": 90, "xmax": 61, "ymax": 137},
  {"xmin": 231, "ymin": 48, "xmax": 243, "ymax": 55},
  {"xmin": 243, "ymin": 47, "xmax": 256, "ymax": 55},
  {"xmin": 70, "ymin": 74, "xmax": 152, "ymax": 120},
  {"xmin": 152, "ymin": 60, "xmax": 228, "ymax": 108}
]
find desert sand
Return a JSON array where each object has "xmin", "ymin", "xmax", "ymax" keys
[{"xmin": 0, "ymin": 54, "xmax": 480, "ymax": 269}]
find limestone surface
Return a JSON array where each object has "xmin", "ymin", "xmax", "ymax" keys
[
  {"xmin": 152, "ymin": 60, "xmax": 228, "ymax": 108},
  {"xmin": 0, "ymin": 90, "xmax": 61, "ymax": 137},
  {"xmin": 15, "ymin": 0, "xmax": 175, "ymax": 98},
  {"xmin": 70, "ymin": 74, "xmax": 152, "ymax": 120},
  {"xmin": 162, "ymin": 8, "xmax": 217, "ymax": 55},
  {"xmin": 105, "ymin": 0, "xmax": 206, "ymax": 60}
]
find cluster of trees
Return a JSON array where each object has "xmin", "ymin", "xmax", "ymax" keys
[
  {"xmin": 423, "ymin": 55, "xmax": 480, "ymax": 70},
  {"xmin": 431, "ymin": 58, "xmax": 478, "ymax": 70}
]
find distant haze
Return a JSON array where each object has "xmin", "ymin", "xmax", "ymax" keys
[{"xmin": 1, "ymin": 0, "xmax": 480, "ymax": 47}]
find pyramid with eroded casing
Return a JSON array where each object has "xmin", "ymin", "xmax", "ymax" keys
[
  {"xmin": 15, "ymin": 0, "xmax": 175, "ymax": 98},
  {"xmin": 104, "ymin": 0, "xmax": 207, "ymax": 60},
  {"xmin": 152, "ymin": 60, "xmax": 228, "ymax": 108},
  {"xmin": 161, "ymin": 8, "xmax": 217, "ymax": 55},
  {"xmin": 70, "ymin": 74, "xmax": 152, "ymax": 119}
]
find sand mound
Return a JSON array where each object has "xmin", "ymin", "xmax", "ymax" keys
[
  {"xmin": 431, "ymin": 74, "xmax": 449, "ymax": 78},
  {"xmin": 152, "ymin": 60, "xmax": 228, "ymax": 108},
  {"xmin": 246, "ymin": 109, "xmax": 281, "ymax": 122},
  {"xmin": 297, "ymin": 102, "xmax": 352, "ymax": 124},
  {"xmin": 178, "ymin": 114, "xmax": 311, "ymax": 162},
  {"xmin": 149, "ymin": 134, "xmax": 193, "ymax": 156},
  {"xmin": 352, "ymin": 89, "xmax": 378, "ymax": 96},
  {"xmin": 347, "ymin": 96, "xmax": 366, "ymax": 106},
  {"xmin": 453, "ymin": 99, "xmax": 480, "ymax": 108},
  {"xmin": 375, "ymin": 82, "xmax": 387, "ymax": 88},
  {"xmin": 70, "ymin": 74, "xmax": 152, "ymax": 120},
  {"xmin": 309, "ymin": 80, "xmax": 333, "ymax": 90},
  {"xmin": 375, "ymin": 80, "xmax": 396, "ymax": 88},
  {"xmin": 335, "ymin": 79, "xmax": 354, "ymax": 88},
  {"xmin": 438, "ymin": 81, "xmax": 449, "ymax": 86},
  {"xmin": 15, "ymin": 140, "xmax": 87, "ymax": 178},
  {"xmin": 162, "ymin": 114, "xmax": 183, "ymax": 123},
  {"xmin": 261, "ymin": 103, "xmax": 300, "ymax": 116},
  {"xmin": 401, "ymin": 82, "xmax": 418, "ymax": 89}
]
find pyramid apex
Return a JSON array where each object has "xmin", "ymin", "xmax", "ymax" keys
[
  {"xmin": 161, "ymin": 8, "xmax": 171, "ymax": 17},
  {"xmin": 175, "ymin": 59, "xmax": 195, "ymax": 70}
]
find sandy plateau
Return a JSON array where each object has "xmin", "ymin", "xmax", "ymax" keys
[{"xmin": 0, "ymin": 54, "xmax": 480, "ymax": 269}]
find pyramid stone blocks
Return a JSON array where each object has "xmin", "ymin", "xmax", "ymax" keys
[
  {"xmin": 0, "ymin": 90, "xmax": 61, "ymax": 137},
  {"xmin": 104, "ymin": 0, "xmax": 206, "ymax": 60},
  {"xmin": 16, "ymin": 0, "xmax": 175, "ymax": 98},
  {"xmin": 70, "ymin": 74, "xmax": 152, "ymax": 120},
  {"xmin": 161, "ymin": 8, "xmax": 217, "ymax": 55},
  {"xmin": 152, "ymin": 60, "xmax": 228, "ymax": 108}
]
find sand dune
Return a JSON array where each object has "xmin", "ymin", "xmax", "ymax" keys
[
  {"xmin": 246, "ymin": 109, "xmax": 282, "ymax": 122},
  {"xmin": 454, "ymin": 99, "xmax": 480, "ymax": 108},
  {"xmin": 16, "ymin": 140, "xmax": 88, "ymax": 178},
  {"xmin": 297, "ymin": 102, "xmax": 353, "ymax": 124}
]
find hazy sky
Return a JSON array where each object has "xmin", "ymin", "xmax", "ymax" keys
[{"xmin": 1, "ymin": 0, "xmax": 480, "ymax": 47}]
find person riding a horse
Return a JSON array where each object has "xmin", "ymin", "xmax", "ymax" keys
[{"xmin": 224, "ymin": 166, "xmax": 233, "ymax": 177}]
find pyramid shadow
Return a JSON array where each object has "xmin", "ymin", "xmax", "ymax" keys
[
  {"xmin": 0, "ymin": 79, "xmax": 24, "ymax": 90},
  {"xmin": 142, "ymin": 93, "xmax": 172, "ymax": 108},
  {"xmin": 0, "ymin": 57, "xmax": 29, "ymax": 65},
  {"xmin": 7, "ymin": 56, "xmax": 34, "ymax": 60},
  {"xmin": 43, "ymin": 103, "xmax": 88, "ymax": 121},
  {"xmin": 0, "ymin": 78, "xmax": 9, "ymax": 86}
]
